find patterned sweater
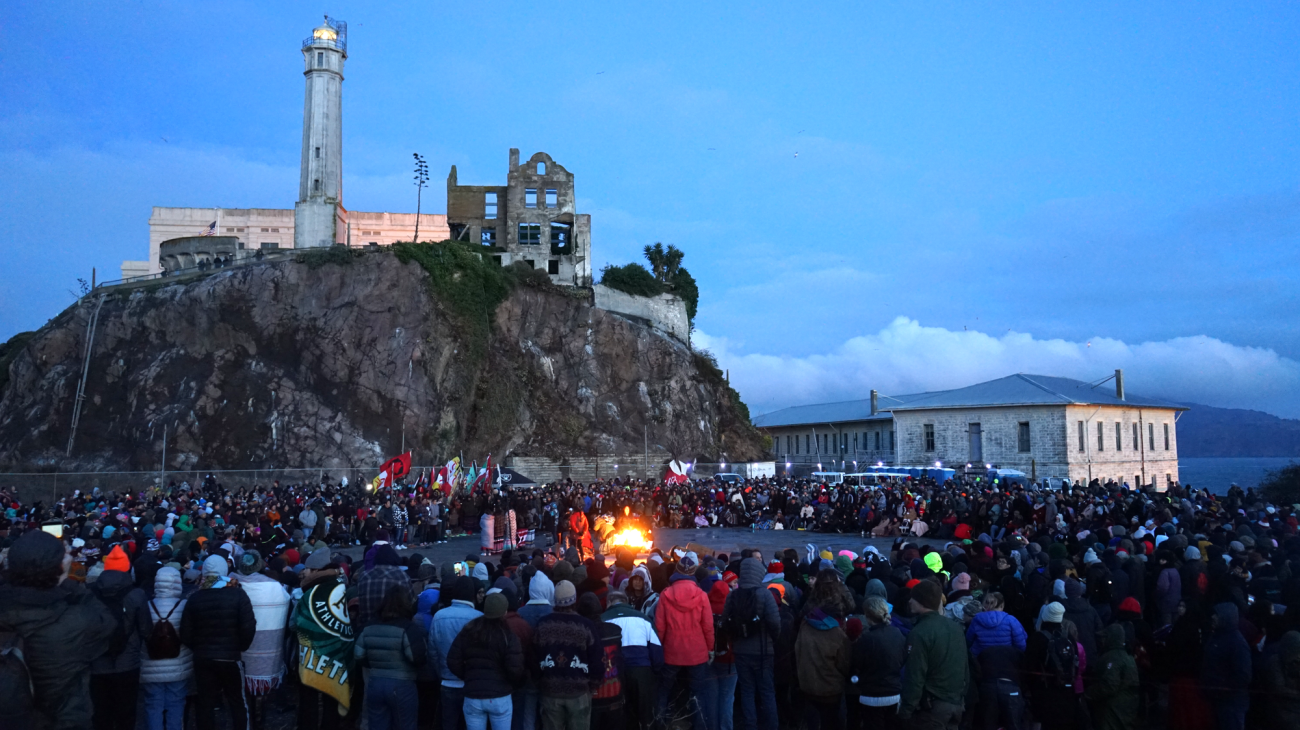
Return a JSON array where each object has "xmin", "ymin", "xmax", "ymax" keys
[{"xmin": 534, "ymin": 611, "xmax": 603, "ymax": 699}]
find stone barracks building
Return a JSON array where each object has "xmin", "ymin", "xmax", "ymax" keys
[{"xmin": 753, "ymin": 372, "xmax": 1184, "ymax": 489}]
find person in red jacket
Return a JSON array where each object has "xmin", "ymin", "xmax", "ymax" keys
[
  {"xmin": 653, "ymin": 553, "xmax": 714, "ymax": 729},
  {"xmin": 568, "ymin": 507, "xmax": 593, "ymax": 561}
]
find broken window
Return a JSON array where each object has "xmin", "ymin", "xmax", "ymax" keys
[
  {"xmin": 484, "ymin": 192, "xmax": 497, "ymax": 219},
  {"xmin": 547, "ymin": 259, "xmax": 559, "ymax": 275},
  {"xmin": 481, "ymin": 227, "xmax": 496, "ymax": 246},
  {"xmin": 550, "ymin": 223, "xmax": 571, "ymax": 255},
  {"xmin": 525, "ymin": 189, "xmax": 537, "ymax": 208},
  {"xmin": 492, "ymin": 255, "xmax": 502, "ymax": 266},
  {"xmin": 518, "ymin": 223, "xmax": 541, "ymax": 245},
  {"xmin": 546, "ymin": 189, "xmax": 558, "ymax": 208},
  {"xmin": 537, "ymin": 162, "xmax": 546, "ymax": 174},
  {"xmin": 523, "ymin": 259, "xmax": 535, "ymax": 269}
]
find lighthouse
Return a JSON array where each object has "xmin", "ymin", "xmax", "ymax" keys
[{"xmin": 294, "ymin": 17, "xmax": 347, "ymax": 249}]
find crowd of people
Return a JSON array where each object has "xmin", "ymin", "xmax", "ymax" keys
[{"xmin": 0, "ymin": 472, "xmax": 1299, "ymax": 730}]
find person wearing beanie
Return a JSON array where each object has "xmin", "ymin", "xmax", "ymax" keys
[
  {"xmin": 181, "ymin": 548, "xmax": 256, "ymax": 730},
  {"xmin": 535, "ymin": 580, "xmax": 603, "ymax": 728},
  {"xmin": 356, "ymin": 544, "xmax": 409, "ymax": 633},
  {"xmin": 898, "ymin": 579, "xmax": 967, "ymax": 726},
  {"xmin": 0, "ymin": 530, "xmax": 121, "ymax": 730},
  {"xmin": 354, "ymin": 580, "xmax": 428, "ymax": 730},
  {"xmin": 89, "ymin": 541, "xmax": 151, "ymax": 730},
  {"xmin": 430, "ymin": 576, "xmax": 484, "ymax": 730},
  {"xmin": 655, "ymin": 551, "xmax": 715, "ymax": 729},
  {"xmin": 1025, "ymin": 601, "xmax": 1079, "ymax": 729}
]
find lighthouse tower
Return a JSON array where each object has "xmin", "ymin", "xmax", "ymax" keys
[{"xmin": 294, "ymin": 17, "xmax": 347, "ymax": 249}]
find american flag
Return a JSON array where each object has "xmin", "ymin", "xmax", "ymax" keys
[{"xmin": 201, "ymin": 221, "xmax": 216, "ymax": 236}]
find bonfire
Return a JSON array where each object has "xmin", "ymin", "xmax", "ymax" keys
[{"xmin": 605, "ymin": 527, "xmax": 652, "ymax": 551}]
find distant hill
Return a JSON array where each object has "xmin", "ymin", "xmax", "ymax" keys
[{"xmin": 1177, "ymin": 403, "xmax": 1300, "ymax": 457}]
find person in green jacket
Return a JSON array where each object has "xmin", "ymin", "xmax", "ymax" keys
[
  {"xmin": 1085, "ymin": 624, "xmax": 1139, "ymax": 730},
  {"xmin": 899, "ymin": 580, "xmax": 968, "ymax": 730}
]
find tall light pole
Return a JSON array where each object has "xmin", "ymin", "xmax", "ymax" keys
[{"xmin": 412, "ymin": 153, "xmax": 429, "ymax": 243}]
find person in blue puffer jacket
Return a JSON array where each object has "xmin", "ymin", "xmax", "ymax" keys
[{"xmin": 966, "ymin": 591, "xmax": 1027, "ymax": 656}]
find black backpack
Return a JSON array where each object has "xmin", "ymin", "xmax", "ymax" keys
[
  {"xmin": 0, "ymin": 638, "xmax": 34, "ymax": 720},
  {"xmin": 1043, "ymin": 629, "xmax": 1078, "ymax": 690},
  {"xmin": 724, "ymin": 587, "xmax": 763, "ymax": 640},
  {"xmin": 145, "ymin": 600, "xmax": 182, "ymax": 660}
]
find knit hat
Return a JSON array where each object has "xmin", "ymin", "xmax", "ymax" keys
[
  {"xmin": 304, "ymin": 548, "xmax": 333, "ymax": 570},
  {"xmin": 767, "ymin": 560, "xmax": 784, "ymax": 575},
  {"xmin": 553, "ymin": 560, "xmax": 574, "ymax": 583},
  {"xmin": 677, "ymin": 554, "xmax": 698, "ymax": 575},
  {"xmin": 374, "ymin": 545, "xmax": 401, "ymax": 567},
  {"xmin": 1184, "ymin": 546, "xmax": 1201, "ymax": 561},
  {"xmin": 483, "ymin": 592, "xmax": 508, "ymax": 619},
  {"xmin": 103, "ymin": 545, "xmax": 131, "ymax": 573},
  {"xmin": 952, "ymin": 572, "xmax": 971, "ymax": 591},
  {"xmin": 6, "ymin": 530, "xmax": 65, "ymax": 578},
  {"xmin": 282, "ymin": 549, "xmax": 300, "ymax": 567},
  {"xmin": 1118, "ymin": 597, "xmax": 1141, "ymax": 615},
  {"xmin": 911, "ymin": 580, "xmax": 942, "ymax": 611},
  {"xmin": 201, "ymin": 554, "xmax": 229, "ymax": 578},
  {"xmin": 1043, "ymin": 601, "xmax": 1066, "ymax": 624},
  {"xmin": 1065, "ymin": 579, "xmax": 1085, "ymax": 599},
  {"xmin": 554, "ymin": 580, "xmax": 577, "ymax": 607},
  {"xmin": 722, "ymin": 571, "xmax": 739, "ymax": 584},
  {"xmin": 238, "ymin": 550, "xmax": 264, "ymax": 576}
]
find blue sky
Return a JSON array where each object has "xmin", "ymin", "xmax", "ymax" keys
[{"xmin": 3, "ymin": 3, "xmax": 1299, "ymax": 415}]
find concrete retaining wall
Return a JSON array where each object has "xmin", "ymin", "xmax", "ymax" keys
[{"xmin": 593, "ymin": 284, "xmax": 690, "ymax": 343}]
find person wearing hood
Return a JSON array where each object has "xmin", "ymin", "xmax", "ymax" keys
[
  {"xmin": 140, "ymin": 566, "xmax": 194, "ymax": 730},
  {"xmin": 703, "ymin": 572, "xmax": 737, "ymax": 730},
  {"xmin": 181, "ymin": 554, "xmax": 257, "ymax": 730},
  {"xmin": 723, "ymin": 557, "xmax": 782, "ymax": 730},
  {"xmin": 520, "ymin": 570, "xmax": 555, "ymax": 629},
  {"xmin": 794, "ymin": 600, "xmax": 851, "ymax": 730},
  {"xmin": 431, "ymin": 576, "xmax": 483, "ymax": 730},
  {"xmin": 0, "ymin": 529, "xmax": 119, "ymax": 730},
  {"xmin": 1061, "ymin": 579, "xmax": 1102, "ymax": 668},
  {"xmin": 603, "ymin": 590, "xmax": 663, "ymax": 730},
  {"xmin": 357, "ymin": 545, "xmax": 408, "ymax": 634},
  {"xmin": 90, "ymin": 543, "xmax": 152, "ymax": 730},
  {"xmin": 654, "ymin": 554, "xmax": 714, "ymax": 730},
  {"xmin": 414, "ymin": 578, "xmax": 441, "ymax": 729},
  {"xmin": 620, "ymin": 564, "xmax": 658, "ymax": 616},
  {"xmin": 898, "ymin": 580, "xmax": 968, "ymax": 728},
  {"xmin": 1085, "ymin": 624, "xmax": 1138, "ymax": 730},
  {"xmin": 1200, "ymin": 602, "xmax": 1251, "ymax": 730}
]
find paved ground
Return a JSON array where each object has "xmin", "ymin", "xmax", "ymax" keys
[{"xmin": 340, "ymin": 527, "xmax": 940, "ymax": 566}]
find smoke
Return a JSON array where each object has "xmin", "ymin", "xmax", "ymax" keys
[{"xmin": 696, "ymin": 317, "xmax": 1300, "ymax": 419}]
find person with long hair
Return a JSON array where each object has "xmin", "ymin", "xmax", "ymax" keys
[
  {"xmin": 354, "ymin": 585, "xmax": 427, "ymax": 730},
  {"xmin": 448, "ymin": 593, "xmax": 525, "ymax": 730}
]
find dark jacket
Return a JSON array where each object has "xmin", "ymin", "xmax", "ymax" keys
[
  {"xmin": 89, "ymin": 569, "xmax": 152, "ymax": 674},
  {"xmin": 447, "ymin": 618, "xmax": 524, "ymax": 698},
  {"xmin": 179, "ymin": 583, "xmax": 256, "ymax": 661},
  {"xmin": 1061, "ymin": 596, "xmax": 1103, "ymax": 665},
  {"xmin": 900, "ymin": 609, "xmax": 969, "ymax": 715},
  {"xmin": 851, "ymin": 621, "xmax": 905, "ymax": 699},
  {"xmin": 0, "ymin": 582, "xmax": 117, "ymax": 730},
  {"xmin": 793, "ymin": 608, "xmax": 850, "ymax": 699},
  {"xmin": 1200, "ymin": 602, "xmax": 1252, "ymax": 705},
  {"xmin": 1086, "ymin": 624, "xmax": 1139, "ymax": 730},
  {"xmin": 534, "ymin": 611, "xmax": 602, "ymax": 698},
  {"xmin": 722, "ymin": 558, "xmax": 782, "ymax": 656},
  {"xmin": 355, "ymin": 619, "xmax": 428, "ymax": 681}
]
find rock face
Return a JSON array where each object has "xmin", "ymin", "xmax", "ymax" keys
[{"xmin": 0, "ymin": 251, "xmax": 763, "ymax": 472}]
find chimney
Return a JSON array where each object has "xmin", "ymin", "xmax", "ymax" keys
[
  {"xmin": 1115, "ymin": 369, "xmax": 1125, "ymax": 401},
  {"xmin": 870, "ymin": 389, "xmax": 879, "ymax": 416}
]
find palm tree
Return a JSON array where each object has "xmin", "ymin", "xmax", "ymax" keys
[{"xmin": 643, "ymin": 242, "xmax": 685, "ymax": 284}]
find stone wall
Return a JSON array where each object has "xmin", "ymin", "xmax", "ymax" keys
[
  {"xmin": 593, "ymin": 285, "xmax": 690, "ymax": 344},
  {"xmin": 508, "ymin": 455, "xmax": 664, "ymax": 483}
]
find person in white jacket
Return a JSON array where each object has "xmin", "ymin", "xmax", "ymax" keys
[{"xmin": 140, "ymin": 566, "xmax": 194, "ymax": 730}]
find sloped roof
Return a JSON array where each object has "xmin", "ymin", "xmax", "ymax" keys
[{"xmin": 752, "ymin": 373, "xmax": 1186, "ymax": 427}]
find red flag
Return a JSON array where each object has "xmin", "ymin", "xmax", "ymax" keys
[{"xmin": 378, "ymin": 452, "xmax": 412, "ymax": 488}]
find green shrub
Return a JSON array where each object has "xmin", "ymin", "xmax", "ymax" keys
[
  {"xmin": 393, "ymin": 241, "xmax": 516, "ymax": 358},
  {"xmin": 671, "ymin": 268, "xmax": 699, "ymax": 324},
  {"xmin": 1261, "ymin": 462, "xmax": 1300, "ymax": 504},
  {"xmin": 600, "ymin": 263, "xmax": 665, "ymax": 298},
  {"xmin": 296, "ymin": 245, "xmax": 360, "ymax": 269}
]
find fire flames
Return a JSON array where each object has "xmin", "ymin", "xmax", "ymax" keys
[{"xmin": 605, "ymin": 527, "xmax": 652, "ymax": 551}]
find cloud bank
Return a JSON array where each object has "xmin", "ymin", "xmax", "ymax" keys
[{"xmin": 697, "ymin": 317, "xmax": 1300, "ymax": 419}]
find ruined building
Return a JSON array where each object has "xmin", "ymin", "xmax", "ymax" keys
[{"xmin": 447, "ymin": 150, "xmax": 593, "ymax": 286}]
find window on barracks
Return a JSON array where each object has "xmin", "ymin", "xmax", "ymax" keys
[
  {"xmin": 1163, "ymin": 423, "xmax": 1170, "ymax": 450},
  {"xmin": 875, "ymin": 431, "xmax": 882, "ymax": 451},
  {"xmin": 519, "ymin": 223, "xmax": 541, "ymax": 245},
  {"xmin": 484, "ymin": 192, "xmax": 498, "ymax": 219},
  {"xmin": 525, "ymin": 189, "xmax": 538, "ymax": 209},
  {"xmin": 924, "ymin": 424, "xmax": 935, "ymax": 452},
  {"xmin": 805, "ymin": 435, "xmax": 810, "ymax": 453},
  {"xmin": 841, "ymin": 433, "xmax": 848, "ymax": 452},
  {"xmin": 1077, "ymin": 421, "xmax": 1085, "ymax": 452},
  {"xmin": 546, "ymin": 189, "xmax": 558, "ymax": 208},
  {"xmin": 1132, "ymin": 423, "xmax": 1139, "ymax": 451},
  {"xmin": 1097, "ymin": 421, "xmax": 1105, "ymax": 452},
  {"xmin": 550, "ymin": 223, "xmax": 571, "ymax": 255},
  {"xmin": 1115, "ymin": 423, "xmax": 1123, "ymax": 452},
  {"xmin": 1018, "ymin": 422, "xmax": 1031, "ymax": 453},
  {"xmin": 1148, "ymin": 423, "xmax": 1156, "ymax": 451}
]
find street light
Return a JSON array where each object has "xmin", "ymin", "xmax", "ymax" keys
[{"xmin": 412, "ymin": 153, "xmax": 429, "ymax": 243}]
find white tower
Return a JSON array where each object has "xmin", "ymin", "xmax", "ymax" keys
[{"xmin": 294, "ymin": 17, "xmax": 347, "ymax": 249}]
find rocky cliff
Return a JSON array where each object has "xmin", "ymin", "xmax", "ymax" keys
[{"xmin": 0, "ymin": 244, "xmax": 763, "ymax": 472}]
